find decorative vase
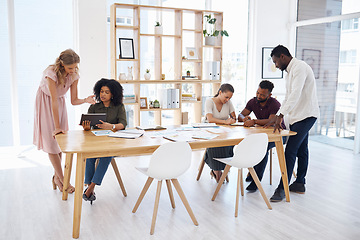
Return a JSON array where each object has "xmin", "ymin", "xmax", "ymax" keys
[
  {"xmin": 119, "ymin": 73, "xmax": 126, "ymax": 80},
  {"xmin": 155, "ymin": 26, "xmax": 163, "ymax": 35},
  {"xmin": 144, "ymin": 72, "xmax": 151, "ymax": 80},
  {"xmin": 205, "ymin": 36, "xmax": 215, "ymax": 46}
]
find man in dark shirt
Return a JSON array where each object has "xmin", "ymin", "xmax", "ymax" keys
[{"xmin": 238, "ymin": 80, "xmax": 285, "ymax": 191}]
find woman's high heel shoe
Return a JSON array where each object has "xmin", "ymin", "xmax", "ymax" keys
[
  {"xmin": 52, "ymin": 176, "xmax": 57, "ymax": 190},
  {"xmin": 210, "ymin": 170, "xmax": 219, "ymax": 183},
  {"xmin": 83, "ymin": 187, "xmax": 96, "ymax": 205}
]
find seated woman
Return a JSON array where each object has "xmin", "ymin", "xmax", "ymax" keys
[
  {"xmin": 204, "ymin": 83, "xmax": 236, "ymax": 182},
  {"xmin": 81, "ymin": 78, "xmax": 127, "ymax": 204}
]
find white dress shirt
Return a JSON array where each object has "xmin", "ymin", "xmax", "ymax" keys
[{"xmin": 277, "ymin": 58, "xmax": 320, "ymax": 125}]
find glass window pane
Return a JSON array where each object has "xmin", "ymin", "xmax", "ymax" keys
[
  {"xmin": 296, "ymin": 19, "xmax": 359, "ymax": 149},
  {"xmin": 14, "ymin": 1, "xmax": 74, "ymax": 145},
  {"xmin": 0, "ymin": 0, "xmax": 14, "ymax": 146}
]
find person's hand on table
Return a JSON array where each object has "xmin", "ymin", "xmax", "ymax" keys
[
  {"xmin": 264, "ymin": 114, "xmax": 283, "ymax": 133},
  {"xmin": 52, "ymin": 128, "xmax": 65, "ymax": 138},
  {"xmin": 225, "ymin": 117, "xmax": 236, "ymax": 125},
  {"xmin": 244, "ymin": 119, "xmax": 255, "ymax": 127},
  {"xmin": 243, "ymin": 116, "xmax": 251, "ymax": 122}
]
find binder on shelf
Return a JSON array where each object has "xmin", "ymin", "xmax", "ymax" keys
[
  {"xmin": 204, "ymin": 61, "xmax": 220, "ymax": 80},
  {"xmin": 171, "ymin": 89, "xmax": 180, "ymax": 108},
  {"xmin": 159, "ymin": 89, "xmax": 172, "ymax": 109}
]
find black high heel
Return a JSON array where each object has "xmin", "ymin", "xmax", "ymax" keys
[{"xmin": 83, "ymin": 187, "xmax": 96, "ymax": 205}]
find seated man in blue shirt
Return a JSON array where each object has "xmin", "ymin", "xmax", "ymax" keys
[{"xmin": 238, "ymin": 80, "xmax": 285, "ymax": 192}]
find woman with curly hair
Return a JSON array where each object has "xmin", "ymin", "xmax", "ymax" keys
[
  {"xmin": 33, "ymin": 49, "xmax": 95, "ymax": 193},
  {"xmin": 81, "ymin": 78, "xmax": 127, "ymax": 204}
]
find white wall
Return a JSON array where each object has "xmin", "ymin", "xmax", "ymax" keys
[
  {"xmin": 73, "ymin": 0, "xmax": 108, "ymax": 121},
  {"xmin": 247, "ymin": 0, "xmax": 297, "ymax": 101}
]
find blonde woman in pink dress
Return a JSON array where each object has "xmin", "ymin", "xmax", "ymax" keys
[{"xmin": 33, "ymin": 49, "xmax": 95, "ymax": 193}]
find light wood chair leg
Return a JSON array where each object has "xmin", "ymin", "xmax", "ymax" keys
[
  {"xmin": 248, "ymin": 168, "xmax": 272, "ymax": 210},
  {"xmin": 269, "ymin": 149, "xmax": 273, "ymax": 185},
  {"xmin": 111, "ymin": 158, "xmax": 127, "ymax": 197},
  {"xmin": 212, "ymin": 165, "xmax": 231, "ymax": 201},
  {"xmin": 166, "ymin": 179, "xmax": 175, "ymax": 209},
  {"xmin": 240, "ymin": 168, "xmax": 244, "ymax": 196},
  {"xmin": 150, "ymin": 180, "xmax": 162, "ymax": 235},
  {"xmin": 132, "ymin": 177, "xmax": 154, "ymax": 213},
  {"xmin": 196, "ymin": 151, "xmax": 206, "ymax": 181},
  {"xmin": 171, "ymin": 179, "xmax": 198, "ymax": 226},
  {"xmin": 235, "ymin": 169, "xmax": 241, "ymax": 217}
]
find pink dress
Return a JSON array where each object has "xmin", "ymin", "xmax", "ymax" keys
[{"xmin": 33, "ymin": 66, "xmax": 79, "ymax": 154}]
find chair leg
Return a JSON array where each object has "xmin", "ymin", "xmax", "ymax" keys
[
  {"xmin": 166, "ymin": 179, "xmax": 175, "ymax": 209},
  {"xmin": 111, "ymin": 158, "xmax": 127, "ymax": 197},
  {"xmin": 269, "ymin": 149, "xmax": 272, "ymax": 185},
  {"xmin": 150, "ymin": 180, "xmax": 162, "ymax": 235},
  {"xmin": 132, "ymin": 177, "xmax": 154, "ymax": 213},
  {"xmin": 235, "ymin": 169, "xmax": 241, "ymax": 217},
  {"xmin": 248, "ymin": 168, "xmax": 272, "ymax": 210},
  {"xmin": 239, "ymin": 168, "xmax": 244, "ymax": 196},
  {"xmin": 196, "ymin": 151, "xmax": 206, "ymax": 181},
  {"xmin": 212, "ymin": 165, "xmax": 231, "ymax": 201},
  {"xmin": 171, "ymin": 179, "xmax": 198, "ymax": 226}
]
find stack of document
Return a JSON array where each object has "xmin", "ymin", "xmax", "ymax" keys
[{"xmin": 108, "ymin": 129, "xmax": 144, "ymax": 139}]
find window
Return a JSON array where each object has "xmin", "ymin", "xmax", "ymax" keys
[
  {"xmin": 342, "ymin": 18, "xmax": 359, "ymax": 30},
  {"xmin": 340, "ymin": 50, "xmax": 357, "ymax": 64}
]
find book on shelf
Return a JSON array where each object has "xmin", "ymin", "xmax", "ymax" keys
[
  {"xmin": 182, "ymin": 76, "xmax": 199, "ymax": 80},
  {"xmin": 123, "ymin": 94, "xmax": 136, "ymax": 103},
  {"xmin": 181, "ymin": 93, "xmax": 197, "ymax": 101}
]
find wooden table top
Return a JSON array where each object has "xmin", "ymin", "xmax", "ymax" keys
[{"xmin": 56, "ymin": 125, "xmax": 296, "ymax": 158}]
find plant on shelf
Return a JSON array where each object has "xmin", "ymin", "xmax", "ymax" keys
[
  {"xmin": 144, "ymin": 69, "xmax": 151, "ymax": 80},
  {"xmin": 155, "ymin": 21, "xmax": 163, "ymax": 35},
  {"xmin": 203, "ymin": 14, "xmax": 229, "ymax": 45}
]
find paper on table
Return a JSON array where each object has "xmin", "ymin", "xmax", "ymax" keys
[
  {"xmin": 230, "ymin": 122, "xmax": 244, "ymax": 126},
  {"xmin": 192, "ymin": 130, "xmax": 218, "ymax": 140},
  {"xmin": 136, "ymin": 125, "xmax": 166, "ymax": 131},
  {"xmin": 191, "ymin": 123, "xmax": 218, "ymax": 128},
  {"xmin": 91, "ymin": 130, "xmax": 112, "ymax": 136},
  {"xmin": 108, "ymin": 129, "xmax": 144, "ymax": 139}
]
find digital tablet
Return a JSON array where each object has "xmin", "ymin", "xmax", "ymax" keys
[{"xmin": 79, "ymin": 113, "xmax": 106, "ymax": 127}]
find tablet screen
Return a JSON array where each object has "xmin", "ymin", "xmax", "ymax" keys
[{"xmin": 79, "ymin": 113, "xmax": 107, "ymax": 126}]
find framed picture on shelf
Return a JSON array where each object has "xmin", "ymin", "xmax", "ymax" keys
[
  {"xmin": 140, "ymin": 97, "xmax": 148, "ymax": 109},
  {"xmin": 186, "ymin": 47, "xmax": 198, "ymax": 59},
  {"xmin": 262, "ymin": 47, "xmax": 283, "ymax": 79},
  {"xmin": 119, "ymin": 38, "xmax": 135, "ymax": 59},
  {"xmin": 302, "ymin": 49, "xmax": 321, "ymax": 79}
]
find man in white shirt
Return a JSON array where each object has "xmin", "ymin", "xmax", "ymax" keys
[{"xmin": 266, "ymin": 45, "xmax": 319, "ymax": 202}]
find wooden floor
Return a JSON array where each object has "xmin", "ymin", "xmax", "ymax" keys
[{"xmin": 1, "ymin": 140, "xmax": 360, "ymax": 240}]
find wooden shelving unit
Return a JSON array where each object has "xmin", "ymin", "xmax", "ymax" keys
[{"xmin": 110, "ymin": 3, "xmax": 223, "ymax": 126}]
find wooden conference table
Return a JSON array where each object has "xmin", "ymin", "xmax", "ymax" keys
[{"xmin": 56, "ymin": 125, "xmax": 296, "ymax": 238}]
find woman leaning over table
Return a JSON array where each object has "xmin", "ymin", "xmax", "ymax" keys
[
  {"xmin": 204, "ymin": 83, "xmax": 236, "ymax": 182},
  {"xmin": 81, "ymin": 79, "xmax": 127, "ymax": 204},
  {"xmin": 33, "ymin": 49, "xmax": 96, "ymax": 193}
]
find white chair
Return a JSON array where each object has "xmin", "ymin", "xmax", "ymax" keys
[
  {"xmin": 211, "ymin": 133, "xmax": 272, "ymax": 217},
  {"xmin": 132, "ymin": 142, "xmax": 198, "ymax": 235}
]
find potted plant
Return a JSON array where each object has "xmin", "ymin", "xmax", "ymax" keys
[
  {"xmin": 203, "ymin": 14, "xmax": 229, "ymax": 46},
  {"xmin": 155, "ymin": 21, "xmax": 163, "ymax": 35},
  {"xmin": 144, "ymin": 69, "xmax": 151, "ymax": 80}
]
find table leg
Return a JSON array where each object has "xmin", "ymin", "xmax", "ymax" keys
[
  {"xmin": 274, "ymin": 138, "xmax": 290, "ymax": 202},
  {"xmin": 73, "ymin": 153, "xmax": 86, "ymax": 239},
  {"xmin": 62, "ymin": 153, "xmax": 73, "ymax": 201}
]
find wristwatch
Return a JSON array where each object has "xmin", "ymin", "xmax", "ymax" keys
[{"xmin": 112, "ymin": 124, "xmax": 116, "ymax": 130}]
